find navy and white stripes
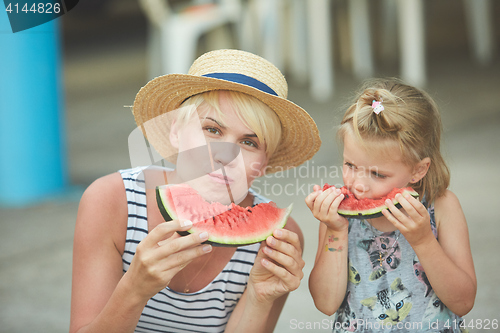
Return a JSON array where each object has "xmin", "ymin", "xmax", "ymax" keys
[{"xmin": 119, "ymin": 167, "xmax": 265, "ymax": 333}]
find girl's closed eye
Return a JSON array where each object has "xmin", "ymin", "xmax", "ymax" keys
[
  {"xmin": 371, "ymin": 170, "xmax": 387, "ymax": 179},
  {"xmin": 344, "ymin": 161, "xmax": 355, "ymax": 169}
]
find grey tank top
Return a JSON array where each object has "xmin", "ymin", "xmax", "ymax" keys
[{"xmin": 334, "ymin": 202, "xmax": 468, "ymax": 333}]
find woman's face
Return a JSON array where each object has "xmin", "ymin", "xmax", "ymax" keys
[
  {"xmin": 342, "ymin": 130, "xmax": 415, "ymax": 200},
  {"xmin": 170, "ymin": 92, "xmax": 269, "ymax": 205}
]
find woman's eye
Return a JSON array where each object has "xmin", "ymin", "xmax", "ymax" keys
[
  {"xmin": 242, "ymin": 139, "xmax": 258, "ymax": 148},
  {"xmin": 205, "ymin": 127, "xmax": 221, "ymax": 135}
]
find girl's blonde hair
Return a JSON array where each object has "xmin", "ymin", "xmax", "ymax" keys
[
  {"xmin": 338, "ymin": 78, "xmax": 449, "ymax": 204},
  {"xmin": 178, "ymin": 90, "xmax": 282, "ymax": 160}
]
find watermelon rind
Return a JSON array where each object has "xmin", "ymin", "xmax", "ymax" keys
[
  {"xmin": 156, "ymin": 184, "xmax": 178, "ymax": 221},
  {"xmin": 155, "ymin": 185, "xmax": 292, "ymax": 247},
  {"xmin": 192, "ymin": 204, "xmax": 292, "ymax": 247},
  {"xmin": 332, "ymin": 186, "xmax": 419, "ymax": 220}
]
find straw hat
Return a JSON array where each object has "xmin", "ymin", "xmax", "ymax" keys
[{"xmin": 133, "ymin": 49, "xmax": 321, "ymax": 174}]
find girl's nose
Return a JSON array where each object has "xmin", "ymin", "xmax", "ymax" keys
[{"xmin": 351, "ymin": 178, "xmax": 369, "ymax": 198}]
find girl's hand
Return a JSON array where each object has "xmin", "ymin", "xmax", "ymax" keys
[
  {"xmin": 382, "ymin": 193, "xmax": 435, "ymax": 247},
  {"xmin": 124, "ymin": 219, "xmax": 212, "ymax": 301},
  {"xmin": 305, "ymin": 184, "xmax": 348, "ymax": 232},
  {"xmin": 247, "ymin": 229, "xmax": 305, "ymax": 305}
]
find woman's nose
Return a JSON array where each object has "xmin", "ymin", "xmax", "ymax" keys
[{"xmin": 210, "ymin": 142, "xmax": 240, "ymax": 167}]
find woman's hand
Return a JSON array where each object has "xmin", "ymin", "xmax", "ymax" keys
[
  {"xmin": 305, "ymin": 184, "xmax": 348, "ymax": 232},
  {"xmin": 247, "ymin": 228, "xmax": 305, "ymax": 305},
  {"xmin": 382, "ymin": 193, "xmax": 434, "ymax": 247},
  {"xmin": 124, "ymin": 219, "xmax": 212, "ymax": 301}
]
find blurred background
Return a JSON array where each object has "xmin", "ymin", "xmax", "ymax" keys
[{"xmin": 1, "ymin": 0, "xmax": 499, "ymax": 332}]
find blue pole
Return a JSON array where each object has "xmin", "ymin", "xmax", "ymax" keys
[{"xmin": 0, "ymin": 9, "xmax": 67, "ymax": 206}]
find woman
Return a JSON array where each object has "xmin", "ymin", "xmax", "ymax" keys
[{"xmin": 70, "ymin": 49, "xmax": 321, "ymax": 333}]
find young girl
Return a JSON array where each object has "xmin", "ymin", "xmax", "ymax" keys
[
  {"xmin": 306, "ymin": 78, "xmax": 476, "ymax": 332},
  {"xmin": 70, "ymin": 49, "xmax": 320, "ymax": 333}
]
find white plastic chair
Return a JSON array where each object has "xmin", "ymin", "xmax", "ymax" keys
[
  {"xmin": 139, "ymin": 0, "xmax": 242, "ymax": 77},
  {"xmin": 390, "ymin": 0, "xmax": 494, "ymax": 87},
  {"xmin": 463, "ymin": 0, "xmax": 495, "ymax": 66},
  {"xmin": 288, "ymin": 0, "xmax": 495, "ymax": 100}
]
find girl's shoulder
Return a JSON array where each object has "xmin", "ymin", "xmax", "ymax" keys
[
  {"xmin": 433, "ymin": 189, "xmax": 463, "ymax": 215},
  {"xmin": 433, "ymin": 189, "xmax": 466, "ymax": 231}
]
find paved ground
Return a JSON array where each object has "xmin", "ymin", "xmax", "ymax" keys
[{"xmin": 1, "ymin": 1, "xmax": 499, "ymax": 332}]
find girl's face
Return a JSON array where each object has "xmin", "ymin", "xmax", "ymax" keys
[
  {"xmin": 170, "ymin": 92, "xmax": 269, "ymax": 205},
  {"xmin": 342, "ymin": 130, "xmax": 416, "ymax": 200}
]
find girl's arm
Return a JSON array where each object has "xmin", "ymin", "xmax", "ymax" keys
[
  {"xmin": 383, "ymin": 190, "xmax": 476, "ymax": 316},
  {"xmin": 306, "ymin": 186, "xmax": 350, "ymax": 316},
  {"xmin": 70, "ymin": 173, "xmax": 211, "ymax": 333},
  {"xmin": 309, "ymin": 223, "xmax": 349, "ymax": 316},
  {"xmin": 225, "ymin": 218, "xmax": 305, "ymax": 333}
]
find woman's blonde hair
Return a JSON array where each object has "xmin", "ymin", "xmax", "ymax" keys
[
  {"xmin": 338, "ymin": 78, "xmax": 449, "ymax": 204},
  {"xmin": 178, "ymin": 90, "xmax": 282, "ymax": 160}
]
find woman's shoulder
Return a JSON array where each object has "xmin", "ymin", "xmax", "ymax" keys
[
  {"xmin": 76, "ymin": 172, "xmax": 129, "ymax": 251},
  {"xmin": 81, "ymin": 172, "xmax": 127, "ymax": 207}
]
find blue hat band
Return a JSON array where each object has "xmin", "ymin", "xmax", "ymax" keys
[{"xmin": 201, "ymin": 73, "xmax": 278, "ymax": 97}]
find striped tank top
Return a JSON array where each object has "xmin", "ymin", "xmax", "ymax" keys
[{"xmin": 119, "ymin": 167, "xmax": 266, "ymax": 333}]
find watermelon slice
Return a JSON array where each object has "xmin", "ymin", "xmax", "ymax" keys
[
  {"xmin": 322, "ymin": 184, "xmax": 419, "ymax": 219},
  {"xmin": 156, "ymin": 184, "xmax": 292, "ymax": 246}
]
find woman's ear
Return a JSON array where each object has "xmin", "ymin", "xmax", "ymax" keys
[
  {"xmin": 249, "ymin": 159, "xmax": 269, "ymax": 179},
  {"xmin": 410, "ymin": 157, "xmax": 431, "ymax": 183},
  {"xmin": 257, "ymin": 160, "xmax": 269, "ymax": 178},
  {"xmin": 169, "ymin": 118, "xmax": 179, "ymax": 149}
]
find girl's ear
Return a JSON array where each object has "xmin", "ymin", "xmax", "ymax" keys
[
  {"xmin": 411, "ymin": 157, "xmax": 431, "ymax": 183},
  {"xmin": 169, "ymin": 118, "xmax": 179, "ymax": 149}
]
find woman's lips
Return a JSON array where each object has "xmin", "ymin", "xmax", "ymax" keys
[{"xmin": 208, "ymin": 172, "xmax": 233, "ymax": 184}]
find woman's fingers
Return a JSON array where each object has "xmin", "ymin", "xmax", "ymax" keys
[
  {"xmin": 260, "ymin": 257, "xmax": 301, "ymax": 291},
  {"xmin": 136, "ymin": 220, "xmax": 211, "ymax": 270},
  {"xmin": 155, "ymin": 230, "xmax": 210, "ymax": 261},
  {"xmin": 262, "ymin": 229, "xmax": 304, "ymax": 282},
  {"xmin": 268, "ymin": 229, "xmax": 302, "ymax": 261},
  {"xmin": 143, "ymin": 219, "xmax": 193, "ymax": 248},
  {"xmin": 159, "ymin": 242, "xmax": 213, "ymax": 272}
]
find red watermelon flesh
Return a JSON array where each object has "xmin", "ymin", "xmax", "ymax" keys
[
  {"xmin": 322, "ymin": 184, "xmax": 419, "ymax": 219},
  {"xmin": 156, "ymin": 184, "xmax": 292, "ymax": 246}
]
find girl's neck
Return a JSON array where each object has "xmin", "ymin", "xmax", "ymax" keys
[{"xmin": 365, "ymin": 215, "xmax": 398, "ymax": 233}]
